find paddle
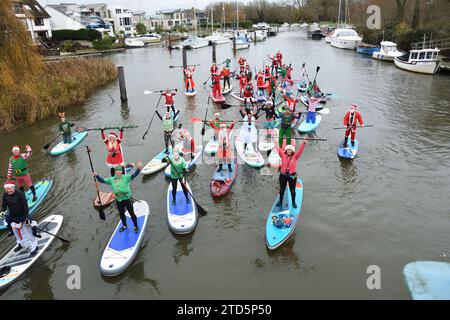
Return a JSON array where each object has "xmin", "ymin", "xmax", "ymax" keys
[
  {"xmin": 169, "ymin": 64, "xmax": 200, "ymax": 69},
  {"xmin": 202, "ymin": 75, "xmax": 212, "ymax": 86},
  {"xmin": 144, "ymin": 89, "xmax": 176, "ymax": 95},
  {"xmin": 142, "ymin": 94, "xmax": 163, "ymax": 140},
  {"xmin": 302, "ymin": 63, "xmax": 311, "ymax": 83},
  {"xmin": 77, "ymin": 125, "xmax": 138, "ymax": 133},
  {"xmin": 289, "ymin": 137, "xmax": 328, "ymax": 142},
  {"xmin": 333, "ymin": 125, "xmax": 374, "ymax": 130},
  {"xmin": 201, "ymin": 97, "xmax": 211, "ymax": 136},
  {"xmin": 36, "ymin": 227, "xmax": 71, "ymax": 243},
  {"xmin": 42, "ymin": 133, "xmax": 61, "ymax": 151},
  {"xmin": 165, "ymin": 157, "xmax": 207, "ymax": 216},
  {"xmin": 313, "ymin": 66, "xmax": 321, "ymax": 84},
  {"xmin": 85, "ymin": 146, "xmax": 105, "ymax": 221}
]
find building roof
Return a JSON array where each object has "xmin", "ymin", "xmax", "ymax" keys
[
  {"xmin": 13, "ymin": 0, "xmax": 51, "ymax": 19},
  {"xmin": 157, "ymin": 9, "xmax": 184, "ymax": 14},
  {"xmin": 46, "ymin": 3, "xmax": 112, "ymax": 26}
]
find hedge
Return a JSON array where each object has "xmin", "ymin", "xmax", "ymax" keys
[{"xmin": 52, "ymin": 29, "xmax": 102, "ymax": 42}]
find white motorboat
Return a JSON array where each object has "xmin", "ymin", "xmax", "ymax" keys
[
  {"xmin": 235, "ymin": 35, "xmax": 250, "ymax": 50},
  {"xmin": 248, "ymin": 30, "xmax": 267, "ymax": 42},
  {"xmin": 253, "ymin": 22, "xmax": 270, "ymax": 31},
  {"xmin": 124, "ymin": 38, "xmax": 145, "ymax": 48},
  {"xmin": 136, "ymin": 33, "xmax": 161, "ymax": 45},
  {"xmin": 372, "ymin": 41, "xmax": 405, "ymax": 62},
  {"xmin": 394, "ymin": 48, "xmax": 441, "ymax": 75},
  {"xmin": 206, "ymin": 33, "xmax": 231, "ymax": 45},
  {"xmin": 330, "ymin": 28, "xmax": 362, "ymax": 50},
  {"xmin": 174, "ymin": 35, "xmax": 209, "ymax": 50}
]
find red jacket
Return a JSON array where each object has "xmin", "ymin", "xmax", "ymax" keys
[
  {"xmin": 244, "ymin": 84, "xmax": 254, "ymax": 98},
  {"xmin": 221, "ymin": 68, "xmax": 231, "ymax": 77},
  {"xmin": 257, "ymin": 74, "xmax": 265, "ymax": 87},
  {"xmin": 101, "ymin": 131, "xmax": 124, "ymax": 166},
  {"xmin": 344, "ymin": 112, "xmax": 364, "ymax": 128},
  {"xmin": 210, "ymin": 65, "xmax": 219, "ymax": 75},
  {"xmin": 162, "ymin": 91, "xmax": 176, "ymax": 105},
  {"xmin": 284, "ymin": 95, "xmax": 299, "ymax": 112},
  {"xmin": 276, "ymin": 142, "xmax": 306, "ymax": 175}
]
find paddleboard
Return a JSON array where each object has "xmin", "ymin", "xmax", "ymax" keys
[
  {"xmin": 204, "ymin": 136, "xmax": 219, "ymax": 156},
  {"xmin": 167, "ymin": 181, "xmax": 198, "ymax": 234},
  {"xmin": 235, "ymin": 138, "xmax": 265, "ymax": 168},
  {"xmin": 0, "ymin": 180, "xmax": 53, "ymax": 231},
  {"xmin": 265, "ymin": 179, "xmax": 303, "ymax": 250},
  {"xmin": 297, "ymin": 115, "xmax": 322, "ymax": 133},
  {"xmin": 164, "ymin": 145, "xmax": 203, "ymax": 177},
  {"xmin": 337, "ymin": 139, "xmax": 359, "ymax": 159},
  {"xmin": 258, "ymin": 128, "xmax": 279, "ymax": 152},
  {"xmin": 298, "ymin": 82, "xmax": 308, "ymax": 92},
  {"xmin": 222, "ymin": 84, "xmax": 233, "ymax": 95},
  {"xmin": 50, "ymin": 132, "xmax": 88, "ymax": 156},
  {"xmin": 230, "ymin": 92, "xmax": 257, "ymax": 104},
  {"xmin": 141, "ymin": 143, "xmax": 181, "ymax": 175},
  {"xmin": 93, "ymin": 191, "xmax": 116, "ymax": 207},
  {"xmin": 100, "ymin": 200, "xmax": 149, "ymax": 277},
  {"xmin": 254, "ymin": 91, "xmax": 267, "ymax": 103},
  {"xmin": 404, "ymin": 261, "xmax": 450, "ymax": 300},
  {"xmin": 185, "ymin": 89, "xmax": 197, "ymax": 97},
  {"xmin": 211, "ymin": 92, "xmax": 225, "ymax": 104},
  {"xmin": 210, "ymin": 160, "xmax": 238, "ymax": 198},
  {"xmin": 267, "ymin": 139, "xmax": 297, "ymax": 169},
  {"xmin": 0, "ymin": 215, "xmax": 63, "ymax": 289}
]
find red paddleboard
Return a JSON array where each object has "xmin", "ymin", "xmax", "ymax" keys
[{"xmin": 211, "ymin": 92, "xmax": 225, "ymax": 104}]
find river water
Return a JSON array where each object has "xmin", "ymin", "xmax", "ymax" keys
[{"xmin": 1, "ymin": 31, "xmax": 450, "ymax": 300}]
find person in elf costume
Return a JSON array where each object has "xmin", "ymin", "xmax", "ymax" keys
[
  {"xmin": 58, "ymin": 113, "xmax": 74, "ymax": 144},
  {"xmin": 101, "ymin": 128, "xmax": 125, "ymax": 177},
  {"xmin": 163, "ymin": 148, "xmax": 190, "ymax": 205},
  {"xmin": 94, "ymin": 163, "xmax": 142, "ymax": 233},
  {"xmin": 155, "ymin": 110, "xmax": 181, "ymax": 154},
  {"xmin": 6, "ymin": 145, "xmax": 37, "ymax": 202}
]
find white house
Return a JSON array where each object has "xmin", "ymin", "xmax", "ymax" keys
[
  {"xmin": 45, "ymin": 3, "xmax": 114, "ymax": 37},
  {"xmin": 110, "ymin": 5, "xmax": 135, "ymax": 36},
  {"xmin": 12, "ymin": 0, "xmax": 52, "ymax": 42},
  {"xmin": 148, "ymin": 9, "xmax": 188, "ymax": 31}
]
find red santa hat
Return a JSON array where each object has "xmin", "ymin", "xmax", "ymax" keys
[
  {"xmin": 219, "ymin": 122, "xmax": 227, "ymax": 128},
  {"xmin": 11, "ymin": 145, "xmax": 20, "ymax": 153},
  {"xmin": 350, "ymin": 104, "xmax": 358, "ymax": 112},
  {"xmin": 4, "ymin": 181, "xmax": 15, "ymax": 189},
  {"xmin": 108, "ymin": 132, "xmax": 118, "ymax": 139},
  {"xmin": 285, "ymin": 145, "xmax": 295, "ymax": 153}
]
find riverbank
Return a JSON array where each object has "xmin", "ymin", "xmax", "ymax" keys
[{"xmin": 0, "ymin": 57, "xmax": 117, "ymax": 133}]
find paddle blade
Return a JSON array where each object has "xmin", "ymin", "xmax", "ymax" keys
[
  {"xmin": 42, "ymin": 143, "xmax": 51, "ymax": 150},
  {"xmin": 191, "ymin": 117, "xmax": 203, "ymax": 123},
  {"xmin": 201, "ymin": 127, "xmax": 205, "ymax": 136},
  {"xmin": 196, "ymin": 203, "xmax": 208, "ymax": 216},
  {"xmin": 316, "ymin": 66, "xmax": 320, "ymax": 73},
  {"xmin": 144, "ymin": 90, "xmax": 153, "ymax": 95},
  {"xmin": 221, "ymin": 103, "xmax": 233, "ymax": 110},
  {"xmin": 99, "ymin": 207, "xmax": 106, "ymax": 220}
]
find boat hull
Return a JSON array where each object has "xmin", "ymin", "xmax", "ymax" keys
[{"xmin": 394, "ymin": 58, "xmax": 440, "ymax": 75}]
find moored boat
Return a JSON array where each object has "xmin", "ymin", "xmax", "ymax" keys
[
  {"xmin": 372, "ymin": 41, "xmax": 404, "ymax": 61},
  {"xmin": 394, "ymin": 48, "xmax": 441, "ymax": 75}
]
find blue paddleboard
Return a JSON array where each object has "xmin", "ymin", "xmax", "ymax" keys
[
  {"xmin": 297, "ymin": 115, "xmax": 322, "ymax": 133},
  {"xmin": 404, "ymin": 261, "xmax": 450, "ymax": 300},
  {"xmin": 337, "ymin": 139, "xmax": 359, "ymax": 159},
  {"xmin": 50, "ymin": 132, "xmax": 88, "ymax": 156}
]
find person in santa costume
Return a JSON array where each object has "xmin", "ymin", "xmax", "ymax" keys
[
  {"xmin": 244, "ymin": 64, "xmax": 253, "ymax": 82},
  {"xmin": 243, "ymin": 81, "xmax": 256, "ymax": 109},
  {"xmin": 274, "ymin": 139, "xmax": 307, "ymax": 209},
  {"xmin": 221, "ymin": 66, "xmax": 231, "ymax": 91},
  {"xmin": 268, "ymin": 54, "xmax": 279, "ymax": 76},
  {"xmin": 343, "ymin": 104, "xmax": 365, "ymax": 148},
  {"xmin": 276, "ymin": 50, "xmax": 283, "ymax": 68},
  {"xmin": 7, "ymin": 145, "xmax": 37, "ymax": 202},
  {"xmin": 284, "ymin": 93, "xmax": 299, "ymax": 113},
  {"xmin": 101, "ymin": 128, "xmax": 124, "ymax": 177},
  {"xmin": 264, "ymin": 65, "xmax": 271, "ymax": 80},
  {"xmin": 183, "ymin": 67, "xmax": 196, "ymax": 93},
  {"xmin": 239, "ymin": 75, "xmax": 247, "ymax": 97},
  {"xmin": 209, "ymin": 121, "xmax": 236, "ymax": 172},
  {"xmin": 174, "ymin": 124, "xmax": 196, "ymax": 161},
  {"xmin": 1, "ymin": 181, "xmax": 40, "ymax": 255},
  {"xmin": 210, "ymin": 63, "xmax": 219, "ymax": 78},
  {"xmin": 211, "ymin": 72, "xmax": 222, "ymax": 97},
  {"xmin": 238, "ymin": 57, "xmax": 247, "ymax": 75},
  {"xmin": 161, "ymin": 89, "xmax": 177, "ymax": 114},
  {"xmin": 256, "ymin": 71, "xmax": 266, "ymax": 96}
]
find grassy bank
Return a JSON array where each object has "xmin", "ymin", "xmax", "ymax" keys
[{"xmin": 0, "ymin": 58, "xmax": 117, "ymax": 133}]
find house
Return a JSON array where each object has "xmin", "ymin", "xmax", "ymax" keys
[
  {"xmin": 45, "ymin": 3, "xmax": 114, "ymax": 37},
  {"xmin": 110, "ymin": 5, "xmax": 135, "ymax": 36},
  {"xmin": 148, "ymin": 9, "xmax": 188, "ymax": 31},
  {"xmin": 183, "ymin": 9, "xmax": 208, "ymax": 29},
  {"xmin": 12, "ymin": 0, "xmax": 52, "ymax": 42}
]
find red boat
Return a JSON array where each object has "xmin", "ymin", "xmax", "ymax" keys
[{"xmin": 210, "ymin": 162, "xmax": 238, "ymax": 197}]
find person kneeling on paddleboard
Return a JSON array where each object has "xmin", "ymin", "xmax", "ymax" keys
[
  {"xmin": 101, "ymin": 128, "xmax": 125, "ymax": 177},
  {"xmin": 59, "ymin": 113, "xmax": 75, "ymax": 144},
  {"xmin": 156, "ymin": 110, "xmax": 181, "ymax": 154},
  {"xmin": 275, "ymin": 140, "xmax": 307, "ymax": 209},
  {"xmin": 2, "ymin": 181, "xmax": 40, "ymax": 255},
  {"xmin": 7, "ymin": 145, "xmax": 37, "ymax": 202},
  {"xmin": 94, "ymin": 163, "xmax": 142, "ymax": 233},
  {"xmin": 163, "ymin": 149, "xmax": 190, "ymax": 205},
  {"xmin": 343, "ymin": 104, "xmax": 364, "ymax": 148}
]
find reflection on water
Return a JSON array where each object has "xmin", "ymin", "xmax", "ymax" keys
[{"xmin": 171, "ymin": 233, "xmax": 194, "ymax": 265}]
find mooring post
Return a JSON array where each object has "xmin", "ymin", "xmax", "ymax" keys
[
  {"xmin": 233, "ymin": 36, "xmax": 236, "ymax": 53},
  {"xmin": 182, "ymin": 48, "xmax": 188, "ymax": 70},
  {"xmin": 212, "ymin": 42, "xmax": 217, "ymax": 63},
  {"xmin": 168, "ymin": 33, "xmax": 172, "ymax": 49},
  {"xmin": 118, "ymin": 66, "xmax": 127, "ymax": 102},
  {"xmin": 254, "ymin": 30, "xmax": 257, "ymax": 44}
]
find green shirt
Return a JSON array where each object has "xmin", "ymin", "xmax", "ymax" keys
[
  {"xmin": 104, "ymin": 174, "xmax": 132, "ymax": 202},
  {"xmin": 162, "ymin": 118, "xmax": 174, "ymax": 132},
  {"xmin": 59, "ymin": 121, "xmax": 74, "ymax": 138},
  {"xmin": 279, "ymin": 113, "xmax": 294, "ymax": 129},
  {"xmin": 10, "ymin": 156, "xmax": 28, "ymax": 177},
  {"xmin": 169, "ymin": 156, "xmax": 187, "ymax": 180}
]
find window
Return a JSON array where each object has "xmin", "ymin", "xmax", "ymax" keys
[
  {"xmin": 115, "ymin": 9, "xmax": 122, "ymax": 14},
  {"xmin": 426, "ymin": 52, "xmax": 433, "ymax": 59},
  {"xmin": 119, "ymin": 18, "xmax": 123, "ymax": 26},
  {"xmin": 95, "ymin": 12, "xmax": 101, "ymax": 17},
  {"xmin": 13, "ymin": 4, "xmax": 23, "ymax": 14},
  {"xmin": 411, "ymin": 52, "xmax": 418, "ymax": 60},
  {"xmin": 34, "ymin": 18, "xmax": 44, "ymax": 26},
  {"xmin": 169, "ymin": 21, "xmax": 173, "ymax": 26},
  {"xmin": 419, "ymin": 52, "xmax": 426, "ymax": 59},
  {"xmin": 123, "ymin": 17, "xmax": 131, "ymax": 26}
]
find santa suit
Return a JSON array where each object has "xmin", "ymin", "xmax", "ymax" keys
[
  {"xmin": 210, "ymin": 65, "xmax": 219, "ymax": 76},
  {"xmin": 344, "ymin": 111, "xmax": 364, "ymax": 141},
  {"xmin": 269, "ymin": 55, "xmax": 278, "ymax": 75},
  {"xmin": 101, "ymin": 131, "xmax": 124, "ymax": 168},
  {"xmin": 238, "ymin": 57, "xmax": 246, "ymax": 72},
  {"xmin": 276, "ymin": 52, "xmax": 283, "ymax": 67},
  {"xmin": 286, "ymin": 66, "xmax": 293, "ymax": 79},
  {"xmin": 184, "ymin": 68, "xmax": 195, "ymax": 91},
  {"xmin": 243, "ymin": 83, "xmax": 254, "ymax": 107},
  {"xmin": 162, "ymin": 91, "xmax": 177, "ymax": 113},
  {"xmin": 210, "ymin": 123, "xmax": 235, "ymax": 163},
  {"xmin": 180, "ymin": 132, "xmax": 196, "ymax": 159},
  {"xmin": 212, "ymin": 74, "xmax": 222, "ymax": 96},
  {"xmin": 284, "ymin": 95, "xmax": 299, "ymax": 113},
  {"xmin": 264, "ymin": 67, "xmax": 271, "ymax": 79},
  {"xmin": 239, "ymin": 76, "xmax": 247, "ymax": 95},
  {"xmin": 11, "ymin": 221, "xmax": 37, "ymax": 253}
]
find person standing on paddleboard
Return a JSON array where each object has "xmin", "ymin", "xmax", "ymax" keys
[
  {"xmin": 268, "ymin": 75, "xmax": 278, "ymax": 99},
  {"xmin": 101, "ymin": 128, "xmax": 125, "ymax": 177},
  {"xmin": 343, "ymin": 104, "xmax": 365, "ymax": 148},
  {"xmin": 6, "ymin": 145, "xmax": 37, "ymax": 202},
  {"xmin": 221, "ymin": 66, "xmax": 231, "ymax": 92},
  {"xmin": 239, "ymin": 107, "xmax": 259, "ymax": 154},
  {"xmin": 276, "ymin": 50, "xmax": 283, "ymax": 68},
  {"xmin": 238, "ymin": 57, "xmax": 247, "ymax": 75},
  {"xmin": 305, "ymin": 96, "xmax": 324, "ymax": 125},
  {"xmin": 212, "ymin": 72, "xmax": 222, "ymax": 98},
  {"xmin": 156, "ymin": 110, "xmax": 180, "ymax": 154},
  {"xmin": 275, "ymin": 139, "xmax": 307, "ymax": 209},
  {"xmin": 94, "ymin": 163, "xmax": 142, "ymax": 233},
  {"xmin": 58, "ymin": 112, "xmax": 75, "ymax": 144},
  {"xmin": 276, "ymin": 108, "xmax": 301, "ymax": 146},
  {"xmin": 256, "ymin": 71, "xmax": 266, "ymax": 97},
  {"xmin": 208, "ymin": 113, "xmax": 222, "ymax": 142},
  {"xmin": 162, "ymin": 149, "xmax": 190, "ymax": 205},
  {"xmin": 183, "ymin": 67, "xmax": 196, "ymax": 93},
  {"xmin": 261, "ymin": 100, "xmax": 277, "ymax": 140},
  {"xmin": 210, "ymin": 122, "xmax": 236, "ymax": 172},
  {"xmin": 268, "ymin": 54, "xmax": 279, "ymax": 76},
  {"xmin": 243, "ymin": 81, "xmax": 256, "ymax": 109},
  {"xmin": 161, "ymin": 89, "xmax": 177, "ymax": 114},
  {"xmin": 1, "ymin": 181, "xmax": 40, "ymax": 255}
]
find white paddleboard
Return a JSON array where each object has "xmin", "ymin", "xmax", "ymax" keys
[
  {"xmin": 235, "ymin": 137, "xmax": 265, "ymax": 168},
  {"xmin": 167, "ymin": 181, "xmax": 198, "ymax": 234}
]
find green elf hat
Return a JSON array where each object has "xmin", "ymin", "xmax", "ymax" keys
[{"xmin": 114, "ymin": 165, "xmax": 123, "ymax": 172}]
